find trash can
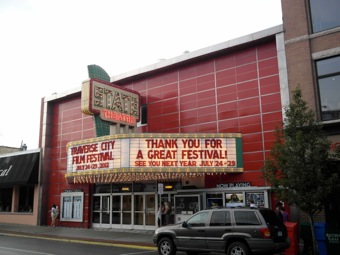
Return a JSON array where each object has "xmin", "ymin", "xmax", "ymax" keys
[
  {"xmin": 314, "ymin": 222, "xmax": 327, "ymax": 255},
  {"xmin": 285, "ymin": 222, "xmax": 299, "ymax": 255},
  {"xmin": 326, "ymin": 230, "xmax": 340, "ymax": 255}
]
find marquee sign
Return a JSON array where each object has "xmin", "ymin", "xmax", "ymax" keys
[
  {"xmin": 81, "ymin": 78, "xmax": 140, "ymax": 126},
  {"xmin": 65, "ymin": 133, "xmax": 243, "ymax": 183}
]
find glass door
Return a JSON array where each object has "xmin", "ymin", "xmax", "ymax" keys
[
  {"xmin": 122, "ymin": 194, "xmax": 132, "ymax": 228},
  {"xmin": 92, "ymin": 193, "xmax": 158, "ymax": 230},
  {"xmin": 92, "ymin": 194, "xmax": 111, "ymax": 228},
  {"xmin": 134, "ymin": 194, "xmax": 144, "ymax": 227},
  {"xmin": 145, "ymin": 194, "xmax": 156, "ymax": 228},
  {"xmin": 111, "ymin": 194, "xmax": 121, "ymax": 225},
  {"xmin": 110, "ymin": 194, "xmax": 133, "ymax": 229},
  {"xmin": 133, "ymin": 193, "xmax": 156, "ymax": 230}
]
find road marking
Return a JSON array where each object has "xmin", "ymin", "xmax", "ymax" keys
[
  {"xmin": 0, "ymin": 246, "xmax": 54, "ymax": 255},
  {"xmin": 0, "ymin": 232, "xmax": 157, "ymax": 251}
]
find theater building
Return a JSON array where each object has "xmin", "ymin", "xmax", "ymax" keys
[{"xmin": 39, "ymin": 25, "xmax": 289, "ymax": 229}]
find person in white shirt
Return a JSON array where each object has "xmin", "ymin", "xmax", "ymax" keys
[{"xmin": 49, "ymin": 204, "xmax": 58, "ymax": 227}]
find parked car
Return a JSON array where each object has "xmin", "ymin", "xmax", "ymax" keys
[{"xmin": 152, "ymin": 207, "xmax": 290, "ymax": 255}]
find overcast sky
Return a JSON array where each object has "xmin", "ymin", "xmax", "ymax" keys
[{"xmin": 0, "ymin": 0, "xmax": 282, "ymax": 149}]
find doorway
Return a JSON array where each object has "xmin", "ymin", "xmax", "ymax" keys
[
  {"xmin": 134, "ymin": 193, "xmax": 156, "ymax": 230},
  {"xmin": 92, "ymin": 195, "xmax": 111, "ymax": 228},
  {"xmin": 92, "ymin": 193, "xmax": 156, "ymax": 230}
]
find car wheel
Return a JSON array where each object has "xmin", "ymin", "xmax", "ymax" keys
[
  {"xmin": 227, "ymin": 242, "xmax": 249, "ymax": 255},
  {"xmin": 158, "ymin": 237, "xmax": 176, "ymax": 255}
]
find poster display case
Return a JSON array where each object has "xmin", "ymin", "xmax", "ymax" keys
[
  {"xmin": 174, "ymin": 195, "xmax": 200, "ymax": 223},
  {"xmin": 225, "ymin": 193, "xmax": 244, "ymax": 207},
  {"xmin": 245, "ymin": 192, "xmax": 265, "ymax": 208},
  {"xmin": 60, "ymin": 191, "xmax": 84, "ymax": 222},
  {"xmin": 206, "ymin": 193, "xmax": 223, "ymax": 208},
  {"xmin": 205, "ymin": 190, "xmax": 268, "ymax": 209}
]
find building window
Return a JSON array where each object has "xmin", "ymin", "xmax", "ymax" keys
[
  {"xmin": 316, "ymin": 56, "xmax": 340, "ymax": 121},
  {"xmin": 137, "ymin": 104, "xmax": 147, "ymax": 126},
  {"xmin": 60, "ymin": 192, "xmax": 84, "ymax": 222},
  {"xmin": 0, "ymin": 188, "xmax": 12, "ymax": 212},
  {"xmin": 310, "ymin": 0, "xmax": 340, "ymax": 33},
  {"xmin": 19, "ymin": 185, "xmax": 34, "ymax": 212}
]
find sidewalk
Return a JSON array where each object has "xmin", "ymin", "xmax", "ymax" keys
[{"xmin": 0, "ymin": 223, "xmax": 155, "ymax": 249}]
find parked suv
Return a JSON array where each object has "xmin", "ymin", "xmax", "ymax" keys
[{"xmin": 153, "ymin": 207, "xmax": 290, "ymax": 255}]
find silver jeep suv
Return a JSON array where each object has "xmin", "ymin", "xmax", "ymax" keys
[{"xmin": 153, "ymin": 207, "xmax": 290, "ymax": 255}]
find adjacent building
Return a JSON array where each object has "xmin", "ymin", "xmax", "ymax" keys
[
  {"xmin": 0, "ymin": 147, "xmax": 41, "ymax": 225},
  {"xmin": 281, "ymin": 0, "xmax": 340, "ymax": 227}
]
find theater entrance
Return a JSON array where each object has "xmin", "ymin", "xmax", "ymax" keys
[{"xmin": 92, "ymin": 193, "xmax": 156, "ymax": 230}]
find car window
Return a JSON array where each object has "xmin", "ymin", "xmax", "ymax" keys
[
  {"xmin": 260, "ymin": 209, "xmax": 284, "ymax": 226},
  {"xmin": 234, "ymin": 211, "xmax": 261, "ymax": 225},
  {"xmin": 187, "ymin": 211, "xmax": 209, "ymax": 227},
  {"xmin": 210, "ymin": 210, "xmax": 231, "ymax": 226}
]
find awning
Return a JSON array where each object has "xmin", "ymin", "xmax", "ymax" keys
[
  {"xmin": 0, "ymin": 150, "xmax": 40, "ymax": 186},
  {"xmin": 65, "ymin": 169, "xmax": 244, "ymax": 184}
]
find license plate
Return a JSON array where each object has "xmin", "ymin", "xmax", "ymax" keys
[{"xmin": 278, "ymin": 231, "xmax": 282, "ymax": 237}]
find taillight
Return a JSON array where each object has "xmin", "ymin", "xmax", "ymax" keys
[{"xmin": 260, "ymin": 228, "xmax": 271, "ymax": 239}]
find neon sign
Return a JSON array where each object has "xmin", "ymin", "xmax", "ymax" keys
[{"xmin": 81, "ymin": 79, "xmax": 140, "ymax": 126}]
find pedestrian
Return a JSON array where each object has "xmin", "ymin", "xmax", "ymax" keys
[
  {"xmin": 157, "ymin": 201, "xmax": 165, "ymax": 227},
  {"xmin": 280, "ymin": 206, "xmax": 289, "ymax": 222},
  {"xmin": 49, "ymin": 204, "xmax": 58, "ymax": 227},
  {"xmin": 164, "ymin": 201, "xmax": 172, "ymax": 225},
  {"xmin": 164, "ymin": 201, "xmax": 171, "ymax": 214},
  {"xmin": 275, "ymin": 202, "xmax": 283, "ymax": 222}
]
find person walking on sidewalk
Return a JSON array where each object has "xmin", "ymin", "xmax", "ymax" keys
[
  {"xmin": 157, "ymin": 201, "xmax": 165, "ymax": 227},
  {"xmin": 49, "ymin": 204, "xmax": 59, "ymax": 227}
]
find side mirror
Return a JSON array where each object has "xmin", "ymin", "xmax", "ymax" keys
[{"xmin": 182, "ymin": 221, "xmax": 188, "ymax": 228}]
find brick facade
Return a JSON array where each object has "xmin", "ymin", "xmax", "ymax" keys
[
  {"xmin": 41, "ymin": 32, "xmax": 286, "ymax": 228},
  {"xmin": 282, "ymin": 0, "xmax": 340, "ymax": 227}
]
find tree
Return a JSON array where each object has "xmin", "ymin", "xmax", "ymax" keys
[{"xmin": 262, "ymin": 87, "xmax": 340, "ymax": 255}]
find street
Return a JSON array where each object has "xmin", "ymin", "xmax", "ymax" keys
[{"xmin": 0, "ymin": 234, "xmax": 157, "ymax": 255}]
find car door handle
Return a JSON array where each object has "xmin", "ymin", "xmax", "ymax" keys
[{"xmin": 224, "ymin": 229, "xmax": 232, "ymax": 232}]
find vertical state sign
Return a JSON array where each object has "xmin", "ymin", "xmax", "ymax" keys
[
  {"xmin": 66, "ymin": 133, "xmax": 243, "ymax": 175},
  {"xmin": 81, "ymin": 78, "xmax": 140, "ymax": 126}
]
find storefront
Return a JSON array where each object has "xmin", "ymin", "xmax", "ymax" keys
[
  {"xmin": 84, "ymin": 183, "xmax": 270, "ymax": 230},
  {"xmin": 40, "ymin": 25, "xmax": 288, "ymax": 229},
  {"xmin": 0, "ymin": 149, "xmax": 41, "ymax": 225}
]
